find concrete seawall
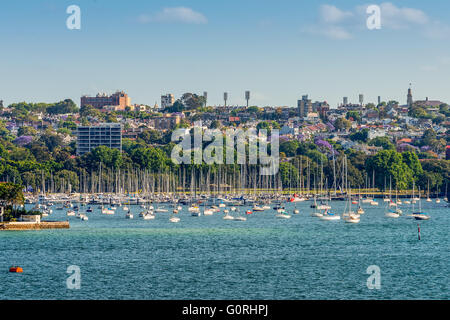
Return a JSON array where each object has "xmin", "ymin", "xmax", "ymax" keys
[{"xmin": 0, "ymin": 221, "xmax": 70, "ymax": 231}]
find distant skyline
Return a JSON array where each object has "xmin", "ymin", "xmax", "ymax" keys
[{"xmin": 1, "ymin": 1, "xmax": 450, "ymax": 107}]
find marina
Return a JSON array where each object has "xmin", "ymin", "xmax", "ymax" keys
[{"xmin": 1, "ymin": 196, "xmax": 448, "ymax": 300}]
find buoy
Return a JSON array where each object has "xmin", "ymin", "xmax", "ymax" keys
[
  {"xmin": 9, "ymin": 266, "xmax": 23, "ymax": 273},
  {"xmin": 418, "ymin": 224, "xmax": 421, "ymax": 241}
]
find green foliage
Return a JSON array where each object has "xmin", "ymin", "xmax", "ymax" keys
[
  {"xmin": 130, "ymin": 147, "xmax": 169, "ymax": 171},
  {"xmin": 82, "ymin": 146, "xmax": 123, "ymax": 170},
  {"xmin": 0, "ymin": 182, "xmax": 25, "ymax": 208},
  {"xmin": 366, "ymin": 150, "xmax": 414, "ymax": 190},
  {"xmin": 8, "ymin": 99, "xmax": 78, "ymax": 116},
  {"xmin": 280, "ymin": 140, "xmax": 300, "ymax": 157},
  {"xmin": 334, "ymin": 117, "xmax": 351, "ymax": 131},
  {"xmin": 349, "ymin": 128, "xmax": 369, "ymax": 143},
  {"xmin": 346, "ymin": 111, "xmax": 361, "ymax": 122},
  {"xmin": 279, "ymin": 162, "xmax": 299, "ymax": 187},
  {"xmin": 18, "ymin": 126, "xmax": 37, "ymax": 137},
  {"xmin": 401, "ymin": 151, "xmax": 423, "ymax": 178},
  {"xmin": 138, "ymin": 130, "xmax": 163, "ymax": 145},
  {"xmin": 368, "ymin": 136, "xmax": 395, "ymax": 150}
]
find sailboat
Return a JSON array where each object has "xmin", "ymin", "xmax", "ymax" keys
[
  {"xmin": 289, "ymin": 193, "xmax": 305, "ymax": 202},
  {"xmin": 234, "ymin": 208, "xmax": 247, "ymax": 221},
  {"xmin": 275, "ymin": 208, "xmax": 291, "ymax": 219},
  {"xmin": 143, "ymin": 212, "xmax": 156, "ymax": 220},
  {"xmin": 252, "ymin": 204, "xmax": 265, "ymax": 211},
  {"xmin": 125, "ymin": 210, "xmax": 134, "ymax": 219},
  {"xmin": 155, "ymin": 206, "xmax": 168, "ymax": 213},
  {"xmin": 411, "ymin": 187, "xmax": 430, "ymax": 220},
  {"xmin": 203, "ymin": 208, "xmax": 214, "ymax": 216},
  {"xmin": 342, "ymin": 157, "xmax": 360, "ymax": 224},
  {"xmin": 370, "ymin": 171, "xmax": 379, "ymax": 206},
  {"xmin": 223, "ymin": 209, "xmax": 234, "ymax": 220},
  {"xmin": 355, "ymin": 186, "xmax": 364, "ymax": 214},
  {"xmin": 319, "ymin": 208, "xmax": 340, "ymax": 221},
  {"xmin": 385, "ymin": 206, "xmax": 400, "ymax": 218},
  {"xmin": 385, "ymin": 177, "xmax": 400, "ymax": 218},
  {"xmin": 293, "ymin": 202, "xmax": 300, "ymax": 214},
  {"xmin": 426, "ymin": 180, "xmax": 432, "ymax": 202},
  {"xmin": 101, "ymin": 205, "xmax": 114, "ymax": 215}
]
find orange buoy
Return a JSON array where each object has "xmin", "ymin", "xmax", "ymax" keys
[{"xmin": 9, "ymin": 266, "xmax": 23, "ymax": 273}]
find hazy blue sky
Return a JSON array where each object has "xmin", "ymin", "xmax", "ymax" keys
[{"xmin": 1, "ymin": 0, "xmax": 450, "ymax": 108}]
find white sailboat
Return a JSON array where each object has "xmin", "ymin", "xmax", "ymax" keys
[
  {"xmin": 223, "ymin": 211, "xmax": 235, "ymax": 220},
  {"xmin": 125, "ymin": 211, "xmax": 134, "ymax": 219},
  {"xmin": 385, "ymin": 177, "xmax": 400, "ymax": 218},
  {"xmin": 319, "ymin": 208, "xmax": 340, "ymax": 221},
  {"xmin": 342, "ymin": 157, "xmax": 360, "ymax": 224},
  {"xmin": 275, "ymin": 208, "xmax": 291, "ymax": 219},
  {"xmin": 143, "ymin": 213, "xmax": 155, "ymax": 220},
  {"xmin": 411, "ymin": 187, "xmax": 430, "ymax": 220}
]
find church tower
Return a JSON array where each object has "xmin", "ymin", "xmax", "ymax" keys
[{"xmin": 407, "ymin": 84, "xmax": 413, "ymax": 108}]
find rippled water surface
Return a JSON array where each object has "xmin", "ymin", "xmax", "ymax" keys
[{"xmin": 1, "ymin": 201, "xmax": 448, "ymax": 300}]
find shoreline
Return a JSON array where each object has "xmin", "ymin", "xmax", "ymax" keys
[{"xmin": 0, "ymin": 221, "xmax": 70, "ymax": 231}]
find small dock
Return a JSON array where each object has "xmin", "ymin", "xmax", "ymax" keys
[{"xmin": 0, "ymin": 221, "xmax": 70, "ymax": 231}]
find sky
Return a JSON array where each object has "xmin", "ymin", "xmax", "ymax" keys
[{"xmin": 1, "ymin": 0, "xmax": 450, "ymax": 108}]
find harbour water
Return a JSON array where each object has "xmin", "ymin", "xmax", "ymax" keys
[{"xmin": 1, "ymin": 201, "xmax": 448, "ymax": 300}]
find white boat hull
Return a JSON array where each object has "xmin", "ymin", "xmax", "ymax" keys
[
  {"xmin": 320, "ymin": 215, "xmax": 341, "ymax": 221},
  {"xmin": 276, "ymin": 214, "xmax": 291, "ymax": 219},
  {"xmin": 385, "ymin": 212, "xmax": 400, "ymax": 218}
]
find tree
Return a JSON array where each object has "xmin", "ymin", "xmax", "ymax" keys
[
  {"xmin": 368, "ymin": 136, "xmax": 395, "ymax": 150},
  {"xmin": 181, "ymin": 93, "xmax": 206, "ymax": 110},
  {"xmin": 139, "ymin": 130, "xmax": 162, "ymax": 144},
  {"xmin": 346, "ymin": 111, "xmax": 361, "ymax": 122},
  {"xmin": 166, "ymin": 100, "xmax": 185, "ymax": 113},
  {"xmin": 18, "ymin": 126, "xmax": 37, "ymax": 137},
  {"xmin": 210, "ymin": 120, "xmax": 222, "ymax": 129},
  {"xmin": 334, "ymin": 117, "xmax": 351, "ymax": 131},
  {"xmin": 417, "ymin": 171, "xmax": 443, "ymax": 193},
  {"xmin": 83, "ymin": 146, "xmax": 123, "ymax": 170},
  {"xmin": 247, "ymin": 106, "xmax": 260, "ymax": 114},
  {"xmin": 41, "ymin": 132, "xmax": 64, "ymax": 152},
  {"xmin": 0, "ymin": 182, "xmax": 25, "ymax": 221},
  {"xmin": 365, "ymin": 150, "xmax": 414, "ymax": 190},
  {"xmin": 130, "ymin": 147, "xmax": 169, "ymax": 171},
  {"xmin": 409, "ymin": 106, "xmax": 428, "ymax": 118},
  {"xmin": 279, "ymin": 162, "xmax": 299, "ymax": 188},
  {"xmin": 280, "ymin": 140, "xmax": 300, "ymax": 157},
  {"xmin": 401, "ymin": 151, "xmax": 423, "ymax": 179},
  {"xmin": 46, "ymin": 99, "xmax": 78, "ymax": 114},
  {"xmin": 349, "ymin": 128, "xmax": 369, "ymax": 143},
  {"xmin": 0, "ymin": 183, "xmax": 24, "ymax": 207},
  {"xmin": 29, "ymin": 144, "xmax": 52, "ymax": 162},
  {"xmin": 80, "ymin": 104, "xmax": 102, "ymax": 118}
]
